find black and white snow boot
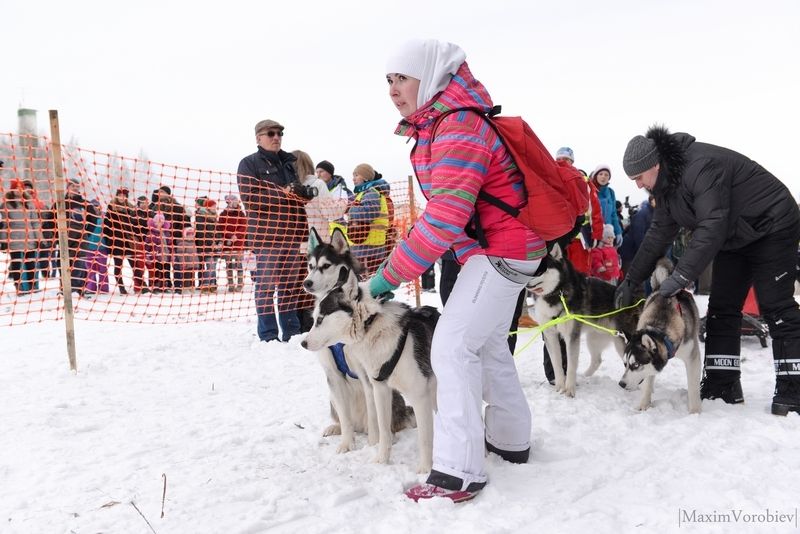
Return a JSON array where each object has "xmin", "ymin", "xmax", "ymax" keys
[{"xmin": 772, "ymin": 377, "xmax": 800, "ymax": 416}]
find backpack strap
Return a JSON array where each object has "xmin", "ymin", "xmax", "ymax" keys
[{"xmin": 430, "ymin": 105, "xmax": 518, "ymax": 248}]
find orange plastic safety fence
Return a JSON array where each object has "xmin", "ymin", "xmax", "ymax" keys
[{"xmin": 0, "ymin": 132, "xmax": 422, "ymax": 326}]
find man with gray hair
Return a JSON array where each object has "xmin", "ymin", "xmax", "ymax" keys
[
  {"xmin": 236, "ymin": 119, "xmax": 311, "ymax": 342},
  {"xmin": 615, "ymin": 125, "xmax": 800, "ymax": 415}
]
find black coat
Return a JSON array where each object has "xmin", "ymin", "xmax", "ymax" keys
[
  {"xmin": 102, "ymin": 200, "xmax": 145, "ymax": 255},
  {"xmin": 41, "ymin": 193, "xmax": 100, "ymax": 251},
  {"xmin": 194, "ymin": 208, "xmax": 220, "ymax": 256},
  {"xmin": 626, "ymin": 126, "xmax": 800, "ymax": 286},
  {"xmin": 236, "ymin": 147, "xmax": 307, "ymax": 248},
  {"xmin": 158, "ymin": 197, "xmax": 189, "ymax": 237}
]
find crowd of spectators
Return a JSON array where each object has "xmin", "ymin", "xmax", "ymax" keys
[{"xmin": 0, "ymin": 123, "xmax": 398, "ymax": 346}]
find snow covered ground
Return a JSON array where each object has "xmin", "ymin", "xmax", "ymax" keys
[{"xmin": 2, "ymin": 291, "xmax": 799, "ymax": 534}]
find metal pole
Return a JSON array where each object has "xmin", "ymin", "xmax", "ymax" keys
[{"xmin": 49, "ymin": 110, "xmax": 77, "ymax": 372}]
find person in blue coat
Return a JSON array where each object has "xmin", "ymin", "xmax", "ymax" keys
[{"xmin": 591, "ymin": 164, "xmax": 623, "ymax": 247}]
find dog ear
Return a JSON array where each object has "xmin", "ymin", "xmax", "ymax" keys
[
  {"xmin": 340, "ymin": 267, "xmax": 360, "ymax": 299},
  {"xmin": 550, "ymin": 243, "xmax": 563, "ymax": 261},
  {"xmin": 330, "ymin": 227, "xmax": 350, "ymax": 254},
  {"xmin": 309, "ymin": 227, "xmax": 323, "ymax": 251},
  {"xmin": 334, "ymin": 265, "xmax": 350, "ymax": 289},
  {"xmin": 641, "ymin": 333, "xmax": 657, "ymax": 352}
]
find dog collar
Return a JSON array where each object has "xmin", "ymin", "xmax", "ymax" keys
[{"xmin": 643, "ymin": 327, "xmax": 677, "ymax": 360}]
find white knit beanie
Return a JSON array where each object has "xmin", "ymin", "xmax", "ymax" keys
[{"xmin": 386, "ymin": 39, "xmax": 466, "ymax": 109}]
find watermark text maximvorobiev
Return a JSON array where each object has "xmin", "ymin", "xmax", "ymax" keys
[{"xmin": 678, "ymin": 508, "xmax": 798, "ymax": 528}]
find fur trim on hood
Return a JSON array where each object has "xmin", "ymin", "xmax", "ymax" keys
[{"xmin": 647, "ymin": 125, "xmax": 692, "ymax": 198}]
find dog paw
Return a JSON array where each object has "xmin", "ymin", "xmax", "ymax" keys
[
  {"xmin": 637, "ymin": 401, "xmax": 651, "ymax": 411},
  {"xmin": 336, "ymin": 441, "xmax": 354, "ymax": 454},
  {"xmin": 564, "ymin": 380, "xmax": 576, "ymax": 397},
  {"xmin": 416, "ymin": 462, "xmax": 432, "ymax": 474},
  {"xmin": 554, "ymin": 379, "xmax": 566, "ymax": 392},
  {"xmin": 322, "ymin": 423, "xmax": 341, "ymax": 437},
  {"xmin": 370, "ymin": 451, "xmax": 390, "ymax": 464},
  {"xmin": 367, "ymin": 434, "xmax": 379, "ymax": 446}
]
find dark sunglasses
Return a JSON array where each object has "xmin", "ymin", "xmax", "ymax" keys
[{"xmin": 260, "ymin": 130, "xmax": 284, "ymax": 138}]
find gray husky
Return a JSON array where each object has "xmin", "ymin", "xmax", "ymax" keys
[
  {"xmin": 528, "ymin": 244, "xmax": 640, "ymax": 397},
  {"xmin": 303, "ymin": 228, "xmax": 414, "ymax": 453},
  {"xmin": 301, "ymin": 250, "xmax": 439, "ymax": 473},
  {"xmin": 619, "ymin": 258, "xmax": 702, "ymax": 414}
]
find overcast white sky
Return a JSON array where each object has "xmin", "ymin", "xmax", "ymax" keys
[{"xmin": 3, "ymin": 0, "xmax": 799, "ymax": 206}]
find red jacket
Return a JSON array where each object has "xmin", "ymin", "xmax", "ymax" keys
[
  {"xmin": 218, "ymin": 207, "xmax": 247, "ymax": 252},
  {"xmin": 590, "ymin": 245, "xmax": 621, "ymax": 282},
  {"xmin": 588, "ymin": 182, "xmax": 603, "ymax": 241}
]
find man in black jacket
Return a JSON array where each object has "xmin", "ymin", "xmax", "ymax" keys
[
  {"xmin": 616, "ymin": 125, "xmax": 800, "ymax": 415},
  {"xmin": 236, "ymin": 119, "xmax": 312, "ymax": 342}
]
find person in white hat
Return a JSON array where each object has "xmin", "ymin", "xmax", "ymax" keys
[{"xmin": 370, "ymin": 39, "xmax": 547, "ymax": 502}]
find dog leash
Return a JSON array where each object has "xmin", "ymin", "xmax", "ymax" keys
[{"xmin": 511, "ymin": 294, "xmax": 645, "ymax": 357}]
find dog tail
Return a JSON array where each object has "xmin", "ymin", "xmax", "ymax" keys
[
  {"xmin": 650, "ymin": 257, "xmax": 675, "ymax": 291},
  {"xmin": 391, "ymin": 390, "xmax": 417, "ymax": 431}
]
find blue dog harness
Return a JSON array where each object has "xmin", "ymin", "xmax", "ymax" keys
[
  {"xmin": 326, "ymin": 314, "xmax": 378, "ymax": 380},
  {"xmin": 329, "ymin": 343, "xmax": 358, "ymax": 379}
]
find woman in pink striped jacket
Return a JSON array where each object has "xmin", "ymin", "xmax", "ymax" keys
[{"xmin": 371, "ymin": 39, "xmax": 546, "ymax": 502}]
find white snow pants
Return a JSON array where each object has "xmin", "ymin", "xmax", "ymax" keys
[{"xmin": 431, "ymin": 254, "xmax": 540, "ymax": 489}]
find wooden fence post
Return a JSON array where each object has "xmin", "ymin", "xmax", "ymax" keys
[
  {"xmin": 49, "ymin": 110, "xmax": 78, "ymax": 372},
  {"xmin": 407, "ymin": 175, "xmax": 421, "ymax": 307}
]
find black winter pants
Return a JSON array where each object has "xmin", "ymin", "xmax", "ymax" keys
[
  {"xmin": 439, "ymin": 256, "xmax": 460, "ymax": 304},
  {"xmin": 705, "ymin": 225, "xmax": 800, "ymax": 382}
]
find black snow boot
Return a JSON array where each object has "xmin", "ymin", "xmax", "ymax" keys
[
  {"xmin": 700, "ymin": 376, "xmax": 744, "ymax": 404},
  {"xmin": 772, "ymin": 378, "xmax": 800, "ymax": 415},
  {"xmin": 771, "ymin": 338, "xmax": 800, "ymax": 415},
  {"xmin": 486, "ymin": 440, "xmax": 530, "ymax": 464}
]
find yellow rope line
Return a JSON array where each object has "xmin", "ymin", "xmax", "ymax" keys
[{"xmin": 512, "ymin": 295, "xmax": 645, "ymax": 357}]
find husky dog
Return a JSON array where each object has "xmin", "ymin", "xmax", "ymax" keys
[
  {"xmin": 528, "ymin": 244, "xmax": 640, "ymax": 397},
  {"xmin": 304, "ymin": 227, "xmax": 363, "ymax": 299},
  {"xmin": 303, "ymin": 228, "xmax": 413, "ymax": 452},
  {"xmin": 619, "ymin": 258, "xmax": 702, "ymax": 413},
  {"xmin": 301, "ymin": 266, "xmax": 439, "ymax": 473}
]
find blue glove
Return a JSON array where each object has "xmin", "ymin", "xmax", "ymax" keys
[
  {"xmin": 369, "ymin": 267, "xmax": 400, "ymax": 299},
  {"xmin": 658, "ymin": 274, "xmax": 685, "ymax": 297},
  {"xmin": 614, "ymin": 234, "xmax": 623, "ymax": 248}
]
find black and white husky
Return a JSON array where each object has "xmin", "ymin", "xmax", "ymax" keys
[
  {"xmin": 303, "ymin": 228, "xmax": 414, "ymax": 454},
  {"xmin": 619, "ymin": 258, "xmax": 702, "ymax": 413},
  {"xmin": 301, "ymin": 246, "xmax": 439, "ymax": 473},
  {"xmin": 528, "ymin": 244, "xmax": 640, "ymax": 397}
]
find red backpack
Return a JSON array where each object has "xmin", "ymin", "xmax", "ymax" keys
[{"xmin": 433, "ymin": 105, "xmax": 589, "ymax": 244}]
